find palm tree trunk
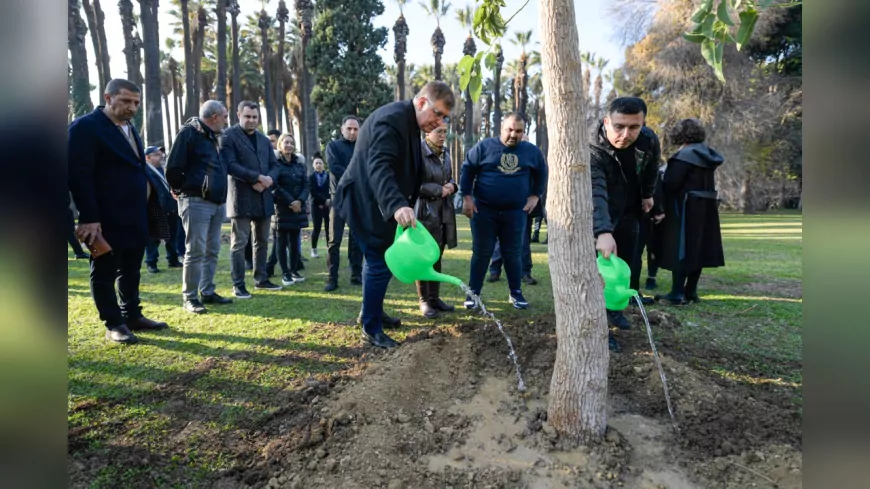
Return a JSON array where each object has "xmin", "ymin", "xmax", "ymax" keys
[
  {"xmin": 393, "ymin": 14, "xmax": 409, "ymax": 101},
  {"xmin": 493, "ymin": 46, "xmax": 503, "ymax": 135},
  {"xmin": 258, "ymin": 11, "xmax": 275, "ymax": 131},
  {"xmin": 140, "ymin": 0, "xmax": 164, "ymax": 145},
  {"xmin": 180, "ymin": 0, "xmax": 195, "ymax": 118},
  {"xmin": 540, "ymin": 0, "xmax": 608, "ymax": 444},
  {"xmin": 93, "ymin": 0, "xmax": 111, "ymax": 81},
  {"xmin": 431, "ymin": 27, "xmax": 444, "ymax": 80},
  {"xmin": 192, "ymin": 6, "xmax": 206, "ymax": 105},
  {"xmin": 297, "ymin": 0, "xmax": 316, "ymax": 160},
  {"xmin": 163, "ymin": 92, "xmax": 173, "ymax": 147},
  {"xmin": 215, "ymin": 0, "xmax": 228, "ymax": 106},
  {"xmin": 68, "ymin": 0, "xmax": 93, "ymax": 117},
  {"xmin": 230, "ymin": 9, "xmax": 241, "ymax": 124},
  {"xmin": 80, "ymin": 0, "xmax": 106, "ymax": 90},
  {"xmin": 119, "ymin": 0, "xmax": 143, "ymax": 130}
]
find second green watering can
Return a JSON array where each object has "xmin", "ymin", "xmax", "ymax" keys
[
  {"xmin": 385, "ymin": 225, "xmax": 463, "ymax": 286},
  {"xmin": 596, "ymin": 252, "xmax": 637, "ymax": 311}
]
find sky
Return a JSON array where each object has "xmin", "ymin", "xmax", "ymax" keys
[{"xmin": 84, "ymin": 0, "xmax": 627, "ymax": 140}]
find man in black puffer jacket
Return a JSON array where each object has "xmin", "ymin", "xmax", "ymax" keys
[
  {"xmin": 590, "ymin": 97, "xmax": 661, "ymax": 351},
  {"xmin": 165, "ymin": 100, "xmax": 232, "ymax": 314}
]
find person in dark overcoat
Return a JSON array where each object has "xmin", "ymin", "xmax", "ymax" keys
[
  {"xmin": 308, "ymin": 153, "xmax": 331, "ymax": 258},
  {"xmin": 271, "ymin": 133, "xmax": 310, "ymax": 286},
  {"xmin": 333, "ymin": 82, "xmax": 456, "ymax": 348},
  {"xmin": 656, "ymin": 118, "xmax": 725, "ymax": 305},
  {"xmin": 415, "ymin": 122, "xmax": 458, "ymax": 318}
]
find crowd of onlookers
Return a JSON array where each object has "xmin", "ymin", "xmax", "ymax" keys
[{"xmin": 69, "ymin": 79, "xmax": 724, "ymax": 352}]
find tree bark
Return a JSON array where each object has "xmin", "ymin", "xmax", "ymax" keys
[
  {"xmin": 540, "ymin": 0, "xmax": 609, "ymax": 444},
  {"xmin": 259, "ymin": 11, "xmax": 275, "ymax": 131},
  {"xmin": 192, "ymin": 6, "xmax": 206, "ymax": 106},
  {"xmin": 68, "ymin": 0, "xmax": 93, "ymax": 117},
  {"xmin": 163, "ymin": 92, "xmax": 173, "ymax": 147},
  {"xmin": 80, "ymin": 0, "xmax": 105, "ymax": 90},
  {"xmin": 140, "ymin": 0, "xmax": 164, "ymax": 145},
  {"xmin": 230, "ymin": 8, "xmax": 241, "ymax": 124},
  {"xmin": 180, "ymin": 0, "xmax": 195, "ymax": 118},
  {"xmin": 215, "ymin": 0, "xmax": 228, "ymax": 106},
  {"xmin": 119, "ymin": 0, "xmax": 143, "ymax": 131},
  {"xmin": 93, "ymin": 0, "xmax": 111, "ymax": 81},
  {"xmin": 493, "ymin": 46, "xmax": 503, "ymax": 136}
]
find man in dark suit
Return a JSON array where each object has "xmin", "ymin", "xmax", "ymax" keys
[
  {"xmin": 220, "ymin": 101, "xmax": 283, "ymax": 298},
  {"xmin": 324, "ymin": 116, "xmax": 363, "ymax": 292},
  {"xmin": 68, "ymin": 78, "xmax": 169, "ymax": 344},
  {"xmin": 333, "ymin": 81, "xmax": 455, "ymax": 348},
  {"xmin": 143, "ymin": 146, "xmax": 184, "ymax": 273}
]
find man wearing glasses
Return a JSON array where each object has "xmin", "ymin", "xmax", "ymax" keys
[{"xmin": 332, "ymin": 81, "xmax": 456, "ymax": 348}]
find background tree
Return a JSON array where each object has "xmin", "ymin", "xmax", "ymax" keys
[
  {"xmin": 296, "ymin": 0, "xmax": 317, "ymax": 161},
  {"xmin": 258, "ymin": 8, "xmax": 276, "ymax": 131},
  {"xmin": 160, "ymin": 55, "xmax": 174, "ymax": 146},
  {"xmin": 592, "ymin": 56, "xmax": 608, "ymax": 121},
  {"xmin": 140, "ymin": 0, "xmax": 164, "ymax": 145},
  {"xmin": 456, "ymin": 4, "xmax": 476, "ymax": 151},
  {"xmin": 68, "ymin": 0, "xmax": 93, "ymax": 117},
  {"xmin": 307, "ymin": 0, "xmax": 392, "ymax": 143},
  {"xmin": 81, "ymin": 0, "xmax": 108, "ymax": 90},
  {"xmin": 275, "ymin": 1, "xmax": 290, "ymax": 132},
  {"xmin": 119, "ymin": 0, "xmax": 144, "ymax": 129},
  {"xmin": 492, "ymin": 45, "xmax": 503, "ymax": 135},
  {"xmin": 419, "ymin": 0, "xmax": 451, "ymax": 80},
  {"xmin": 392, "ymin": 0, "xmax": 410, "ymax": 101},
  {"xmin": 191, "ymin": 4, "xmax": 208, "ymax": 105},
  {"xmin": 177, "ymin": 0, "xmax": 195, "ymax": 118},
  {"xmin": 510, "ymin": 29, "xmax": 532, "ymax": 118},
  {"xmin": 166, "ymin": 38, "xmax": 183, "ymax": 134},
  {"xmin": 215, "ymin": 0, "xmax": 228, "ymax": 107},
  {"xmin": 229, "ymin": 0, "xmax": 241, "ymax": 123}
]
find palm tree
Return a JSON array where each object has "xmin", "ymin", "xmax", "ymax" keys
[
  {"xmin": 215, "ymin": 0, "xmax": 228, "ymax": 106},
  {"xmin": 177, "ymin": 0, "xmax": 195, "ymax": 118},
  {"xmin": 295, "ymin": 0, "xmax": 316, "ymax": 160},
  {"xmin": 80, "ymin": 0, "xmax": 108, "ymax": 90},
  {"xmin": 419, "ymin": 0, "xmax": 450, "ymax": 80},
  {"xmin": 580, "ymin": 51, "xmax": 595, "ymax": 112},
  {"xmin": 140, "ymin": 0, "xmax": 164, "ymax": 145},
  {"xmin": 392, "ymin": 0, "xmax": 410, "ymax": 101},
  {"xmin": 275, "ymin": 1, "xmax": 290, "ymax": 131},
  {"xmin": 603, "ymin": 69, "xmax": 618, "ymax": 107},
  {"xmin": 228, "ymin": 0, "xmax": 241, "ymax": 123},
  {"xmin": 94, "ymin": 0, "xmax": 111, "ymax": 84},
  {"xmin": 592, "ymin": 57, "xmax": 609, "ymax": 120},
  {"xmin": 510, "ymin": 30, "xmax": 532, "ymax": 118},
  {"xmin": 68, "ymin": 0, "xmax": 93, "ymax": 117},
  {"xmin": 456, "ymin": 5, "xmax": 476, "ymax": 150},
  {"xmin": 481, "ymin": 78, "xmax": 494, "ymax": 138},
  {"xmin": 161, "ymin": 55, "xmax": 174, "ymax": 146},
  {"xmin": 192, "ymin": 4, "xmax": 208, "ymax": 105},
  {"xmin": 257, "ymin": 8, "xmax": 275, "ymax": 131},
  {"xmin": 493, "ymin": 45, "xmax": 503, "ymax": 135},
  {"xmin": 118, "ymin": 0, "xmax": 143, "ymax": 129}
]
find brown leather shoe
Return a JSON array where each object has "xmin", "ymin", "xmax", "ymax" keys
[
  {"xmin": 126, "ymin": 316, "xmax": 169, "ymax": 331},
  {"xmin": 105, "ymin": 324, "xmax": 139, "ymax": 344}
]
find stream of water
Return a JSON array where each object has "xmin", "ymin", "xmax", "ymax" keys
[
  {"xmin": 634, "ymin": 294, "xmax": 678, "ymax": 431},
  {"xmin": 460, "ymin": 284, "xmax": 526, "ymax": 392}
]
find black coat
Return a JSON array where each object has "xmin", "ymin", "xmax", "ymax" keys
[
  {"xmin": 271, "ymin": 154, "xmax": 310, "ymax": 231},
  {"xmin": 326, "ymin": 137, "xmax": 355, "ymax": 197},
  {"xmin": 333, "ymin": 100, "xmax": 423, "ymax": 251},
  {"xmin": 220, "ymin": 125, "xmax": 280, "ymax": 219},
  {"xmin": 145, "ymin": 164, "xmax": 179, "ymax": 216},
  {"xmin": 165, "ymin": 117, "xmax": 227, "ymax": 204},
  {"xmin": 415, "ymin": 140, "xmax": 457, "ymax": 249},
  {"xmin": 590, "ymin": 122, "xmax": 661, "ymax": 237},
  {"xmin": 68, "ymin": 107, "xmax": 150, "ymax": 249},
  {"xmin": 659, "ymin": 144, "xmax": 725, "ymax": 272},
  {"xmin": 309, "ymin": 171, "xmax": 330, "ymax": 208}
]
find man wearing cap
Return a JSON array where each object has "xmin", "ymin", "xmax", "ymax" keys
[{"xmin": 143, "ymin": 145, "xmax": 184, "ymax": 273}]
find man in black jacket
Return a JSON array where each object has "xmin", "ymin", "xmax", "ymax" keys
[
  {"xmin": 324, "ymin": 116, "xmax": 363, "ymax": 292},
  {"xmin": 165, "ymin": 100, "xmax": 233, "ymax": 314},
  {"xmin": 143, "ymin": 145, "xmax": 183, "ymax": 273},
  {"xmin": 590, "ymin": 97, "xmax": 661, "ymax": 350},
  {"xmin": 220, "ymin": 101, "xmax": 283, "ymax": 298},
  {"xmin": 68, "ymin": 78, "xmax": 169, "ymax": 343},
  {"xmin": 333, "ymin": 81, "xmax": 455, "ymax": 348}
]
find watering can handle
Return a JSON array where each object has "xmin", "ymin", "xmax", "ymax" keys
[{"xmin": 394, "ymin": 225, "xmax": 406, "ymax": 242}]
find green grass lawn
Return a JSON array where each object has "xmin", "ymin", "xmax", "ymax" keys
[{"xmin": 67, "ymin": 211, "xmax": 802, "ymax": 486}]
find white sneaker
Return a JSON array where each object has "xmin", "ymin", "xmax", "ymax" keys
[{"xmin": 311, "ymin": 249, "xmax": 319, "ymax": 258}]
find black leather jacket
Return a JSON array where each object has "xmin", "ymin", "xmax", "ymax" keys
[
  {"xmin": 590, "ymin": 122, "xmax": 661, "ymax": 236},
  {"xmin": 165, "ymin": 117, "xmax": 228, "ymax": 205}
]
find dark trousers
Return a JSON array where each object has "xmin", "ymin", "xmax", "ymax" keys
[
  {"xmin": 489, "ymin": 212, "xmax": 533, "ymax": 276},
  {"xmin": 632, "ymin": 216, "xmax": 659, "ymax": 288},
  {"xmin": 357, "ymin": 240, "xmax": 392, "ymax": 336},
  {"xmin": 90, "ymin": 246, "xmax": 145, "ymax": 329},
  {"xmin": 276, "ymin": 229, "xmax": 301, "ymax": 275},
  {"xmin": 612, "ymin": 213, "xmax": 640, "ymax": 293},
  {"xmin": 670, "ymin": 268, "xmax": 702, "ymax": 296},
  {"xmin": 311, "ymin": 206, "xmax": 330, "ymax": 249},
  {"xmin": 326, "ymin": 207, "xmax": 362, "ymax": 282},
  {"xmin": 469, "ymin": 206, "xmax": 526, "ymax": 294},
  {"xmin": 145, "ymin": 213, "xmax": 182, "ymax": 265},
  {"xmin": 68, "ymin": 208, "xmax": 85, "ymax": 256}
]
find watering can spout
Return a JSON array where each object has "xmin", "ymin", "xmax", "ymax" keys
[{"xmin": 421, "ymin": 269, "xmax": 464, "ymax": 287}]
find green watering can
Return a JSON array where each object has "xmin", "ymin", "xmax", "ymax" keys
[
  {"xmin": 596, "ymin": 252, "xmax": 637, "ymax": 310},
  {"xmin": 385, "ymin": 225, "xmax": 463, "ymax": 286}
]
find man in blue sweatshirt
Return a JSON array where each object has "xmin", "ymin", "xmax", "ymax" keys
[{"xmin": 460, "ymin": 113, "xmax": 548, "ymax": 309}]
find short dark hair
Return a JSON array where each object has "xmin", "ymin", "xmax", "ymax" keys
[
  {"xmin": 237, "ymin": 101, "xmax": 259, "ymax": 113},
  {"xmin": 502, "ymin": 112, "xmax": 526, "ymax": 125},
  {"xmin": 312, "ymin": 152, "xmax": 324, "ymax": 161},
  {"xmin": 267, "ymin": 129, "xmax": 281, "ymax": 137},
  {"xmin": 105, "ymin": 78, "xmax": 140, "ymax": 96},
  {"xmin": 607, "ymin": 97, "xmax": 647, "ymax": 117},
  {"xmin": 668, "ymin": 118, "xmax": 706, "ymax": 145},
  {"xmin": 341, "ymin": 115, "xmax": 360, "ymax": 126},
  {"xmin": 417, "ymin": 81, "xmax": 456, "ymax": 111}
]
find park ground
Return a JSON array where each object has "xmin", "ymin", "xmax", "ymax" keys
[{"xmin": 68, "ymin": 212, "xmax": 802, "ymax": 488}]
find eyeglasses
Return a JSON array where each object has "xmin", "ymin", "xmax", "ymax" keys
[{"xmin": 426, "ymin": 99, "xmax": 450, "ymax": 123}]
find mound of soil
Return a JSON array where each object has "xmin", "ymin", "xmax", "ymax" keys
[{"xmin": 215, "ymin": 312, "xmax": 801, "ymax": 489}]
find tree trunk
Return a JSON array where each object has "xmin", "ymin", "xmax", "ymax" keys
[
  {"xmin": 483, "ymin": 93, "xmax": 492, "ymax": 138},
  {"xmin": 140, "ymin": 0, "xmax": 164, "ymax": 145},
  {"xmin": 298, "ymin": 0, "xmax": 317, "ymax": 161},
  {"xmin": 493, "ymin": 46, "xmax": 503, "ymax": 136},
  {"xmin": 393, "ymin": 14, "xmax": 409, "ymax": 101},
  {"xmin": 163, "ymin": 92, "xmax": 173, "ymax": 147},
  {"xmin": 276, "ymin": 1, "xmax": 289, "ymax": 132},
  {"xmin": 68, "ymin": 0, "xmax": 93, "ymax": 117},
  {"xmin": 432, "ymin": 27, "xmax": 444, "ymax": 80},
  {"xmin": 80, "ymin": 0, "xmax": 106, "ymax": 90},
  {"xmin": 119, "ymin": 0, "xmax": 143, "ymax": 130},
  {"xmin": 192, "ymin": 6, "xmax": 206, "ymax": 105},
  {"xmin": 259, "ymin": 11, "xmax": 275, "ymax": 131},
  {"xmin": 231, "ymin": 10, "xmax": 241, "ymax": 124},
  {"xmin": 93, "ymin": 0, "xmax": 111, "ymax": 81},
  {"xmin": 180, "ymin": 0, "xmax": 195, "ymax": 118},
  {"xmin": 540, "ymin": 0, "xmax": 609, "ymax": 444},
  {"xmin": 740, "ymin": 173, "xmax": 756, "ymax": 214},
  {"xmin": 215, "ymin": 0, "xmax": 228, "ymax": 106}
]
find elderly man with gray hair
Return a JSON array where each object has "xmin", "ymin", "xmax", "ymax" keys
[{"xmin": 165, "ymin": 100, "xmax": 233, "ymax": 314}]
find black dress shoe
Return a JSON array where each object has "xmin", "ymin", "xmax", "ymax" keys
[
  {"xmin": 126, "ymin": 316, "xmax": 169, "ymax": 331},
  {"xmin": 362, "ymin": 330, "xmax": 400, "ymax": 348},
  {"xmin": 106, "ymin": 324, "xmax": 138, "ymax": 344},
  {"xmin": 655, "ymin": 293, "xmax": 688, "ymax": 306},
  {"xmin": 146, "ymin": 264, "xmax": 160, "ymax": 273},
  {"xmin": 606, "ymin": 310, "xmax": 632, "ymax": 330},
  {"xmin": 645, "ymin": 277, "xmax": 658, "ymax": 290},
  {"xmin": 184, "ymin": 299, "xmax": 208, "ymax": 314},
  {"xmin": 324, "ymin": 281, "xmax": 338, "ymax": 292},
  {"xmin": 350, "ymin": 277, "xmax": 363, "ymax": 286},
  {"xmin": 686, "ymin": 292, "xmax": 701, "ymax": 304},
  {"xmin": 201, "ymin": 292, "xmax": 233, "ymax": 304},
  {"xmin": 487, "ymin": 272, "xmax": 500, "ymax": 283},
  {"xmin": 167, "ymin": 261, "xmax": 183, "ymax": 268},
  {"xmin": 521, "ymin": 274, "xmax": 538, "ymax": 285}
]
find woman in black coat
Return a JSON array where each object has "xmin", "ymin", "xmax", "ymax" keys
[
  {"xmin": 308, "ymin": 153, "xmax": 330, "ymax": 258},
  {"xmin": 415, "ymin": 123, "xmax": 458, "ymax": 318},
  {"xmin": 272, "ymin": 133, "xmax": 310, "ymax": 286},
  {"xmin": 656, "ymin": 118, "xmax": 725, "ymax": 305}
]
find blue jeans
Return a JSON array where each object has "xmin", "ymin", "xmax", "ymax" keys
[
  {"xmin": 469, "ymin": 205, "xmax": 526, "ymax": 294},
  {"xmin": 357, "ymin": 239, "xmax": 393, "ymax": 336},
  {"xmin": 489, "ymin": 213, "xmax": 533, "ymax": 276}
]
